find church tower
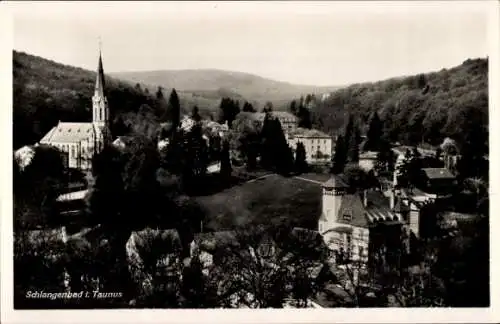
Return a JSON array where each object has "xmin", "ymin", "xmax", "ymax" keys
[{"xmin": 92, "ymin": 49, "xmax": 109, "ymax": 128}]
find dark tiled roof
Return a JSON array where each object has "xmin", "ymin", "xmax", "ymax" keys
[
  {"xmin": 422, "ymin": 168, "xmax": 455, "ymax": 180},
  {"xmin": 336, "ymin": 194, "xmax": 369, "ymax": 228}
]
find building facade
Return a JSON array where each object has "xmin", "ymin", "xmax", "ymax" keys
[
  {"xmin": 287, "ymin": 128, "xmax": 333, "ymax": 164},
  {"xmin": 39, "ymin": 50, "xmax": 111, "ymax": 170},
  {"xmin": 318, "ymin": 176, "xmax": 409, "ymax": 263},
  {"xmin": 253, "ymin": 111, "xmax": 298, "ymax": 134}
]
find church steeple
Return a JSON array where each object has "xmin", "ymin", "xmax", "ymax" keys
[
  {"xmin": 95, "ymin": 49, "xmax": 105, "ymax": 98},
  {"xmin": 92, "ymin": 41, "xmax": 108, "ymax": 128}
]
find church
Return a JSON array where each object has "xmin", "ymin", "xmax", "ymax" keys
[{"xmin": 39, "ymin": 50, "xmax": 111, "ymax": 170}]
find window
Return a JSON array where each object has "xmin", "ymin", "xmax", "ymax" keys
[
  {"xmin": 342, "ymin": 214, "xmax": 352, "ymax": 221},
  {"xmin": 358, "ymin": 246, "xmax": 364, "ymax": 260},
  {"xmin": 99, "ymin": 109, "xmax": 102, "ymax": 121},
  {"xmin": 71, "ymin": 145, "xmax": 75, "ymax": 157}
]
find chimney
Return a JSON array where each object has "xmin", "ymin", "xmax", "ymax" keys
[
  {"xmin": 390, "ymin": 189, "xmax": 395, "ymax": 210},
  {"xmin": 363, "ymin": 190, "xmax": 368, "ymax": 207}
]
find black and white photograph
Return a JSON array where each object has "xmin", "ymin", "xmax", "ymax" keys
[{"xmin": 2, "ymin": 0, "xmax": 498, "ymax": 322}]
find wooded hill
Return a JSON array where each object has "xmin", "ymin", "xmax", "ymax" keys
[
  {"xmin": 309, "ymin": 58, "xmax": 488, "ymax": 153},
  {"xmin": 13, "ymin": 51, "xmax": 246, "ymax": 149}
]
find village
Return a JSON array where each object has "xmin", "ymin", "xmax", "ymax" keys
[{"xmin": 12, "ymin": 48, "xmax": 489, "ymax": 309}]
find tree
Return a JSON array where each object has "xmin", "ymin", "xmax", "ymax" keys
[
  {"xmin": 167, "ymin": 88, "xmax": 181, "ymax": 129},
  {"xmin": 289, "ymin": 100, "xmax": 297, "ymax": 115},
  {"xmin": 260, "ymin": 116, "xmax": 293, "ymax": 175},
  {"xmin": 395, "ymin": 148, "xmax": 422, "ymax": 190},
  {"xmin": 374, "ymin": 140, "xmax": 396, "ymax": 175},
  {"xmin": 220, "ymin": 140, "xmax": 232, "ymax": 179},
  {"xmin": 156, "ymin": 86, "xmax": 164, "ymax": 100},
  {"xmin": 242, "ymin": 101, "xmax": 256, "ymax": 113},
  {"xmin": 218, "ymin": 97, "xmax": 240, "ymax": 128},
  {"xmin": 208, "ymin": 226, "xmax": 326, "ymax": 308},
  {"xmin": 294, "ymin": 142, "xmax": 308, "ymax": 174},
  {"xmin": 191, "ymin": 105, "xmax": 202, "ymax": 122},
  {"xmin": 14, "ymin": 145, "xmax": 66, "ymax": 229},
  {"xmin": 363, "ymin": 112, "xmax": 383, "ymax": 152},
  {"xmin": 343, "ymin": 114, "xmax": 361, "ymax": 163},
  {"xmin": 229, "ymin": 112, "xmax": 261, "ymax": 170},
  {"xmin": 331, "ymin": 135, "xmax": 347, "ymax": 174},
  {"xmin": 262, "ymin": 101, "xmax": 273, "ymax": 113},
  {"xmin": 297, "ymin": 105, "xmax": 312, "ymax": 129}
]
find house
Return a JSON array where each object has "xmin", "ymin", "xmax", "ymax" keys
[
  {"xmin": 318, "ymin": 175, "xmax": 410, "ymax": 263},
  {"xmin": 252, "ymin": 111, "xmax": 298, "ymax": 134},
  {"xmin": 286, "ymin": 128, "xmax": 332, "ymax": 164},
  {"xmin": 39, "ymin": 49, "xmax": 112, "ymax": 170},
  {"xmin": 420, "ymin": 168, "xmax": 457, "ymax": 195}
]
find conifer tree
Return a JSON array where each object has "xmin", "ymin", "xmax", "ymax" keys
[
  {"xmin": 331, "ymin": 135, "xmax": 347, "ymax": 174},
  {"xmin": 191, "ymin": 105, "xmax": 201, "ymax": 122},
  {"xmin": 294, "ymin": 142, "xmax": 308, "ymax": 174},
  {"xmin": 363, "ymin": 112, "xmax": 383, "ymax": 151},
  {"xmin": 167, "ymin": 88, "xmax": 181, "ymax": 129}
]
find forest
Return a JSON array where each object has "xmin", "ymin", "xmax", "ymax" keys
[{"xmin": 306, "ymin": 58, "xmax": 488, "ymax": 154}]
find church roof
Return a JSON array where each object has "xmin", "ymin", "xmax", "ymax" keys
[{"xmin": 40, "ymin": 122, "xmax": 98, "ymax": 144}]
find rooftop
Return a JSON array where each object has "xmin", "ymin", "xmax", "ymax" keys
[
  {"xmin": 289, "ymin": 127, "xmax": 331, "ymax": 139},
  {"xmin": 252, "ymin": 111, "xmax": 297, "ymax": 121},
  {"xmin": 422, "ymin": 168, "xmax": 455, "ymax": 180},
  {"xmin": 40, "ymin": 122, "xmax": 98, "ymax": 144}
]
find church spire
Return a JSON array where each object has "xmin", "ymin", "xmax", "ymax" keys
[
  {"xmin": 95, "ymin": 40, "xmax": 105, "ymax": 97},
  {"xmin": 92, "ymin": 39, "xmax": 109, "ymax": 128}
]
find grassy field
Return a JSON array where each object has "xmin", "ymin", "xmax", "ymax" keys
[{"xmin": 195, "ymin": 174, "xmax": 323, "ymax": 232}]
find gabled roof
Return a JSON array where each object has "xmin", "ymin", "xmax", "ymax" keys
[
  {"xmin": 422, "ymin": 168, "xmax": 455, "ymax": 180},
  {"xmin": 40, "ymin": 122, "xmax": 98, "ymax": 144},
  {"xmin": 322, "ymin": 175, "xmax": 349, "ymax": 189},
  {"xmin": 336, "ymin": 194, "xmax": 369, "ymax": 228}
]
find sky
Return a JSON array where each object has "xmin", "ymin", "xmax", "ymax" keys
[{"xmin": 11, "ymin": 1, "xmax": 492, "ymax": 86}]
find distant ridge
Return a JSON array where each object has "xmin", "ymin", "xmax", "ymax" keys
[{"xmin": 111, "ymin": 69, "xmax": 340, "ymax": 104}]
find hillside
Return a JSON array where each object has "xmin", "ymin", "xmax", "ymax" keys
[
  {"xmin": 111, "ymin": 69, "xmax": 339, "ymax": 106},
  {"xmin": 12, "ymin": 51, "xmax": 246, "ymax": 149},
  {"xmin": 309, "ymin": 58, "xmax": 488, "ymax": 152}
]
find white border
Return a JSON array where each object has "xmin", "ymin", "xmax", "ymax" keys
[{"xmin": 1, "ymin": 1, "xmax": 499, "ymax": 323}]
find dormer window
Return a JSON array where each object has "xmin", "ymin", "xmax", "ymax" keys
[{"xmin": 342, "ymin": 213, "xmax": 352, "ymax": 222}]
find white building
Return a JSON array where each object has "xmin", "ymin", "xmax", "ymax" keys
[
  {"xmin": 287, "ymin": 128, "xmax": 332, "ymax": 164},
  {"xmin": 39, "ymin": 50, "xmax": 111, "ymax": 170}
]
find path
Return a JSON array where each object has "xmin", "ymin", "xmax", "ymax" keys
[
  {"xmin": 246, "ymin": 173, "xmax": 275, "ymax": 183},
  {"xmin": 293, "ymin": 175, "xmax": 324, "ymax": 185}
]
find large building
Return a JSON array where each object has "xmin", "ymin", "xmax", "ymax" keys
[
  {"xmin": 253, "ymin": 111, "xmax": 298, "ymax": 133},
  {"xmin": 39, "ymin": 50, "xmax": 111, "ymax": 170},
  {"xmin": 318, "ymin": 175, "xmax": 413, "ymax": 263},
  {"xmin": 286, "ymin": 128, "xmax": 333, "ymax": 164}
]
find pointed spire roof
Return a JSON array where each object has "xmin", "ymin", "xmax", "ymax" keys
[{"xmin": 94, "ymin": 48, "xmax": 105, "ymax": 96}]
